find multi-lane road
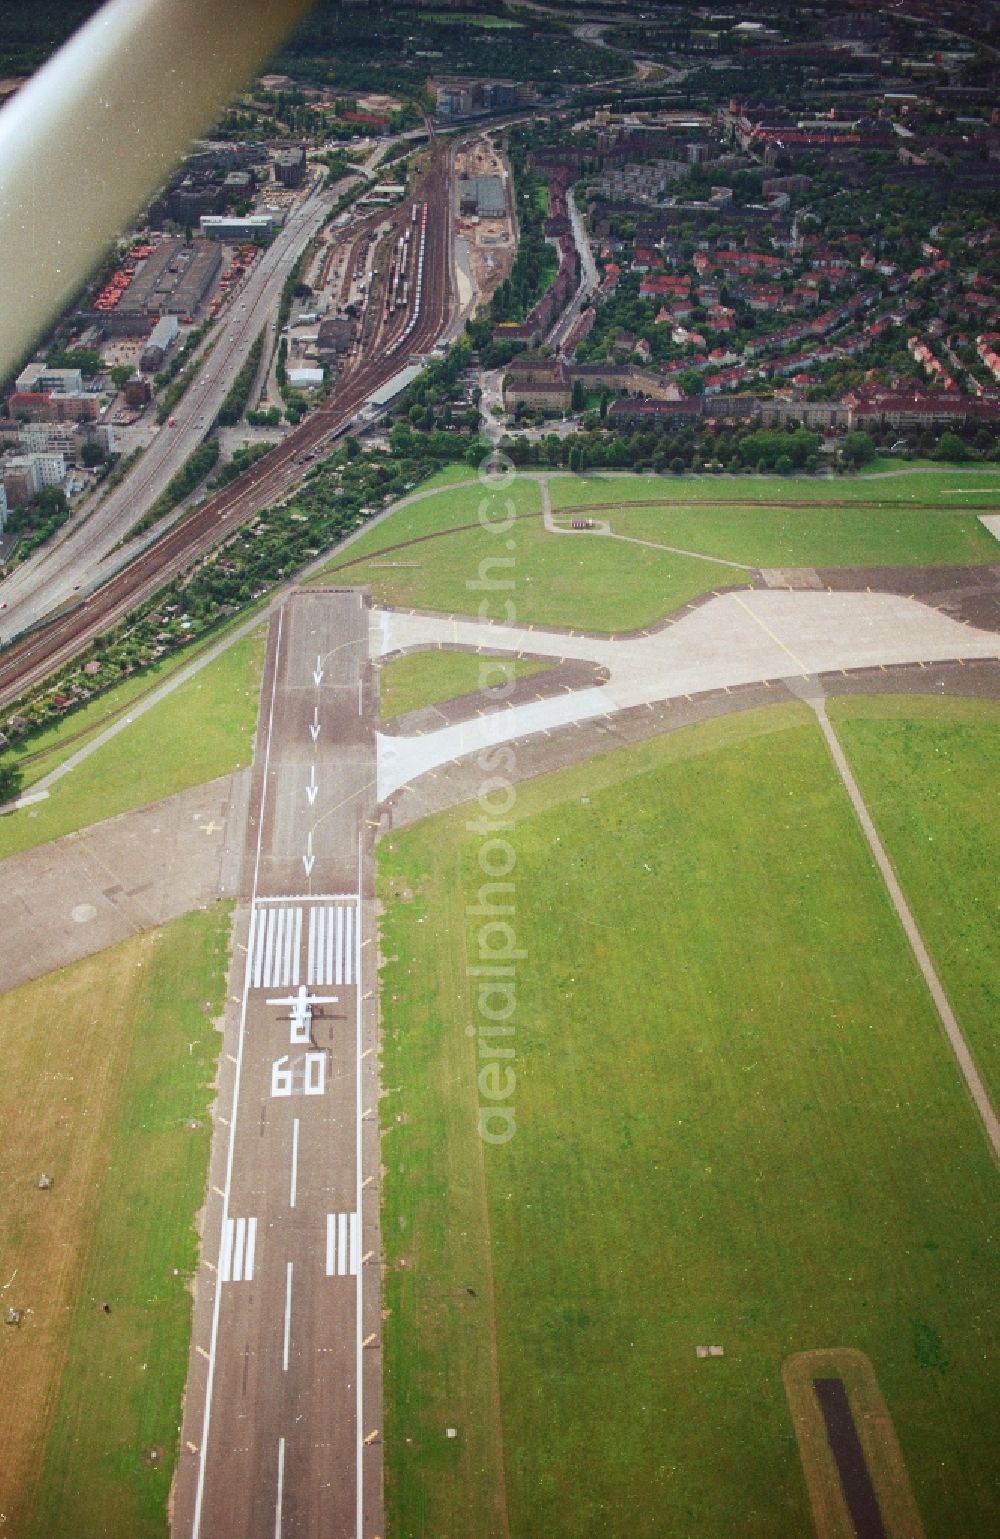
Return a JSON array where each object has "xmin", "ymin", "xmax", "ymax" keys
[
  {"xmin": 173, "ymin": 586, "xmax": 383, "ymax": 1539},
  {"xmin": 0, "ymin": 141, "xmax": 455, "ymax": 708},
  {"xmin": 0, "ymin": 179, "xmax": 332, "ymax": 640}
]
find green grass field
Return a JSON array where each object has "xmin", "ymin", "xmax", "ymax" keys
[
  {"xmin": 0, "ymin": 907, "xmax": 230, "ymax": 1539},
  {"xmin": 316, "ymin": 477, "xmax": 747, "ymax": 631},
  {"xmin": 0, "ymin": 629, "xmax": 264, "ymax": 861},
  {"xmin": 829, "ymin": 693, "xmax": 1000, "ymax": 1106},
  {"xmin": 378, "ymin": 706, "xmax": 1000, "ymax": 1539},
  {"xmin": 547, "ymin": 466, "xmax": 1000, "ymax": 509},
  {"xmin": 596, "ymin": 499, "xmax": 999, "ymax": 567},
  {"xmin": 306, "ymin": 467, "xmax": 999, "ymax": 634},
  {"xmin": 379, "ymin": 649, "xmax": 550, "ymax": 719},
  {"xmin": 6, "ymin": 615, "xmax": 265, "ymax": 794}
]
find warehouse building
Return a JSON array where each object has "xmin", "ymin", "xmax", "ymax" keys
[
  {"xmin": 199, "ymin": 213, "xmax": 280, "ymax": 240},
  {"xmin": 141, "ymin": 314, "xmax": 180, "ymax": 371},
  {"xmin": 459, "ymin": 174, "xmax": 507, "ymax": 219},
  {"xmin": 102, "ymin": 239, "xmax": 222, "ymax": 332}
]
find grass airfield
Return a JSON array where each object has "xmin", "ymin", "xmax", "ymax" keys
[
  {"xmin": 378, "ymin": 698, "xmax": 1000, "ymax": 1539},
  {"xmin": 0, "ymin": 908, "xmax": 230, "ymax": 1539},
  {"xmin": 318, "ymin": 466, "xmax": 1000, "ymax": 632}
]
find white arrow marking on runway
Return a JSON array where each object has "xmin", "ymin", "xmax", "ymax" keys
[
  {"xmin": 313, "ymin": 653, "xmax": 324, "ymax": 687},
  {"xmin": 306, "ymin": 765, "xmax": 319, "ymax": 806},
  {"xmin": 303, "ymin": 831, "xmax": 315, "ymax": 878},
  {"xmin": 309, "ymin": 705, "xmax": 321, "ymax": 743}
]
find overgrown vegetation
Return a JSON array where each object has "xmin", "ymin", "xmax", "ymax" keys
[
  {"xmin": 129, "ymin": 440, "xmax": 220, "ymax": 538},
  {"xmin": 216, "ymin": 331, "xmax": 265, "ymax": 425}
]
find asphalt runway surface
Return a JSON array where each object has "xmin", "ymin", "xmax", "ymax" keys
[{"xmin": 174, "ymin": 587, "xmax": 381, "ymax": 1539}]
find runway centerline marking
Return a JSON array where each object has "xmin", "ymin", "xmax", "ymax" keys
[
  {"xmin": 283, "ymin": 1263, "xmax": 293, "ymax": 1372},
  {"xmin": 290, "ymin": 1119, "xmax": 300, "ymax": 1209},
  {"xmin": 274, "ymin": 1437, "xmax": 286, "ymax": 1539}
]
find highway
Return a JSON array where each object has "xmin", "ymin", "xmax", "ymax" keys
[
  {"xmin": 0, "ymin": 142, "xmax": 455, "ymax": 708},
  {"xmin": 0, "ymin": 179, "xmax": 332, "ymax": 642}
]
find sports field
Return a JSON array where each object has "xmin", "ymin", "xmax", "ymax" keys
[
  {"xmin": 314, "ymin": 466, "xmax": 1000, "ymax": 633},
  {"xmin": 379, "ymin": 648, "xmax": 550, "ymax": 719},
  {"xmin": 378, "ymin": 704, "xmax": 1000, "ymax": 1538},
  {"xmin": 0, "ymin": 906, "xmax": 230, "ymax": 1539},
  {"xmin": 0, "ymin": 628, "xmax": 264, "ymax": 861}
]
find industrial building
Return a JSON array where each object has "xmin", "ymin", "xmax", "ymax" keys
[
  {"xmin": 199, "ymin": 213, "xmax": 279, "ymax": 240},
  {"xmin": 15, "ymin": 364, "xmax": 84, "ymax": 395},
  {"xmin": 273, "ymin": 148, "xmax": 306, "ymax": 188},
  {"xmin": 286, "ymin": 366, "xmax": 324, "ymax": 389},
  {"xmin": 141, "ymin": 314, "xmax": 180, "ymax": 372},
  {"xmin": 101, "ymin": 239, "xmax": 222, "ymax": 332},
  {"xmin": 459, "ymin": 175, "xmax": 506, "ymax": 219}
]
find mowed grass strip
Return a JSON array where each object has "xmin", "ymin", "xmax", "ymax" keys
[
  {"xmin": 26, "ymin": 906, "xmax": 231, "ymax": 1539},
  {"xmin": 315, "ymin": 476, "xmax": 544, "ymax": 576},
  {"xmin": 379, "ymin": 649, "xmax": 551, "ymax": 720},
  {"xmin": 321, "ymin": 496, "xmax": 746, "ymax": 632},
  {"xmin": 0, "ymin": 907, "xmax": 230, "ymax": 1538},
  {"xmin": 598, "ymin": 499, "xmax": 1000, "ymax": 568},
  {"xmin": 546, "ymin": 467, "xmax": 1000, "ymax": 511},
  {"xmin": 379, "ymin": 707, "xmax": 1000, "ymax": 1539},
  {"xmin": 0, "ymin": 628, "xmax": 264, "ymax": 861},
  {"xmin": 829, "ymin": 693, "xmax": 1000, "ymax": 1106}
]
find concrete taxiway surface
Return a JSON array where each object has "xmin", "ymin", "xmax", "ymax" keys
[
  {"xmin": 372, "ymin": 590, "xmax": 1000, "ymax": 799},
  {"xmin": 174, "ymin": 587, "xmax": 381, "ymax": 1539}
]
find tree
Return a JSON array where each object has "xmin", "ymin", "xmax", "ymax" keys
[
  {"xmin": 0, "ymin": 756, "xmax": 21, "ymax": 807},
  {"xmin": 935, "ymin": 431, "xmax": 968, "ymax": 462},
  {"xmin": 110, "ymin": 364, "xmax": 133, "ymax": 389},
  {"xmin": 571, "ymin": 379, "xmax": 586, "ymax": 412},
  {"xmin": 80, "ymin": 440, "xmax": 107, "ymax": 468},
  {"xmin": 842, "ymin": 430, "xmax": 876, "ymax": 468}
]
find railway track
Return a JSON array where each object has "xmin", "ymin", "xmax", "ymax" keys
[{"xmin": 0, "ymin": 145, "xmax": 453, "ymax": 709}]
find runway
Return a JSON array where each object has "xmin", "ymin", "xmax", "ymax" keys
[{"xmin": 173, "ymin": 587, "xmax": 381, "ymax": 1539}]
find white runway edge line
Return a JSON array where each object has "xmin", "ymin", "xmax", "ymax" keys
[
  {"xmin": 355, "ymin": 830, "xmax": 364, "ymax": 1539},
  {"xmin": 326, "ymin": 1212, "xmax": 360, "ymax": 1277},
  {"xmin": 220, "ymin": 1216, "xmax": 257, "ymax": 1283},
  {"xmin": 191, "ymin": 608, "xmax": 285, "ymax": 1539}
]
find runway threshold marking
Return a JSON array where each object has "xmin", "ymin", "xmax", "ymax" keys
[
  {"xmin": 326, "ymin": 1212, "xmax": 360, "ymax": 1277},
  {"xmin": 220, "ymin": 1216, "xmax": 257, "ymax": 1283}
]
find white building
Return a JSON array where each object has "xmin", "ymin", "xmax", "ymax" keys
[
  {"xmin": 18, "ymin": 422, "xmax": 78, "ymax": 457},
  {"xmin": 286, "ymin": 366, "xmax": 324, "ymax": 388},
  {"xmin": 199, "ymin": 213, "xmax": 279, "ymax": 239},
  {"xmin": 15, "ymin": 363, "xmax": 84, "ymax": 395},
  {"xmin": 31, "ymin": 451, "xmax": 68, "ymax": 487}
]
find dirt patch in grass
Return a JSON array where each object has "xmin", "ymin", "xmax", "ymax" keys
[{"xmin": 783, "ymin": 1350, "xmax": 925, "ymax": 1539}]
